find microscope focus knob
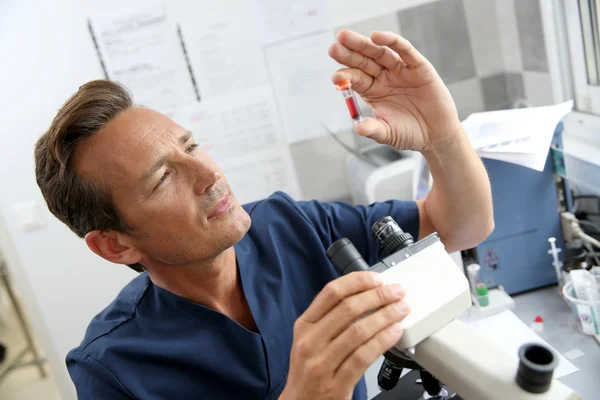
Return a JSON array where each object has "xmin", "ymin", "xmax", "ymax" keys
[{"xmin": 382, "ymin": 233, "xmax": 414, "ymax": 258}]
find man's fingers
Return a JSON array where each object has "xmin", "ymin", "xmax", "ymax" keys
[
  {"xmin": 316, "ymin": 284, "xmax": 406, "ymax": 342},
  {"xmin": 336, "ymin": 30, "xmax": 402, "ymax": 70},
  {"xmin": 335, "ymin": 320, "xmax": 405, "ymax": 386},
  {"xmin": 331, "ymin": 68, "xmax": 374, "ymax": 95},
  {"xmin": 328, "ymin": 42, "xmax": 383, "ymax": 78},
  {"xmin": 326, "ymin": 299, "xmax": 410, "ymax": 367},
  {"xmin": 370, "ymin": 31, "xmax": 427, "ymax": 69},
  {"xmin": 300, "ymin": 271, "xmax": 383, "ymax": 323},
  {"xmin": 354, "ymin": 117, "xmax": 390, "ymax": 144}
]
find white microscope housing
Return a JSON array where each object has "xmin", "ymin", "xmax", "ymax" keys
[{"xmin": 326, "ymin": 216, "xmax": 580, "ymax": 400}]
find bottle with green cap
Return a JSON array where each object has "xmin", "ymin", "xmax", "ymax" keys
[{"xmin": 476, "ymin": 282, "xmax": 489, "ymax": 307}]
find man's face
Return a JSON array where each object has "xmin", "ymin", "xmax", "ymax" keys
[{"xmin": 73, "ymin": 106, "xmax": 251, "ymax": 266}]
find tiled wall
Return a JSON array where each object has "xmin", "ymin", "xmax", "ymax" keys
[
  {"xmin": 397, "ymin": 0, "xmax": 553, "ymax": 115},
  {"xmin": 290, "ymin": 0, "xmax": 554, "ymax": 201}
]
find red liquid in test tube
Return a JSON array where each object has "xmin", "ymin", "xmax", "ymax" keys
[
  {"xmin": 345, "ymin": 97, "xmax": 360, "ymax": 121},
  {"xmin": 335, "ymin": 80, "xmax": 363, "ymax": 124}
]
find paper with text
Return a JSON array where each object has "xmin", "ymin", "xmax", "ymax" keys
[
  {"xmin": 265, "ymin": 31, "xmax": 349, "ymax": 144},
  {"xmin": 221, "ymin": 150, "xmax": 301, "ymax": 204},
  {"xmin": 462, "ymin": 101, "xmax": 573, "ymax": 171},
  {"xmin": 181, "ymin": 13, "xmax": 268, "ymax": 99},
  {"xmin": 89, "ymin": 3, "xmax": 196, "ymax": 112},
  {"xmin": 168, "ymin": 86, "xmax": 285, "ymax": 161},
  {"xmin": 167, "ymin": 86, "xmax": 300, "ymax": 203},
  {"xmin": 251, "ymin": 0, "xmax": 328, "ymax": 45}
]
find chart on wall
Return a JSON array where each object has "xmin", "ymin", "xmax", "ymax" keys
[
  {"xmin": 88, "ymin": 3, "xmax": 197, "ymax": 112},
  {"xmin": 166, "ymin": 86, "xmax": 300, "ymax": 203},
  {"xmin": 179, "ymin": 11, "xmax": 269, "ymax": 100},
  {"xmin": 249, "ymin": 0, "xmax": 328, "ymax": 45},
  {"xmin": 265, "ymin": 30, "xmax": 350, "ymax": 144},
  {"xmin": 86, "ymin": 0, "xmax": 368, "ymax": 201}
]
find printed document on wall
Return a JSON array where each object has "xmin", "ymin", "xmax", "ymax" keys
[
  {"xmin": 265, "ymin": 31, "xmax": 349, "ymax": 144},
  {"xmin": 251, "ymin": 0, "xmax": 328, "ymax": 44},
  {"xmin": 89, "ymin": 3, "xmax": 195, "ymax": 112},
  {"xmin": 180, "ymin": 11, "xmax": 269, "ymax": 99},
  {"xmin": 222, "ymin": 150, "xmax": 301, "ymax": 204},
  {"xmin": 167, "ymin": 86, "xmax": 301, "ymax": 203},
  {"xmin": 167, "ymin": 86, "xmax": 285, "ymax": 161}
]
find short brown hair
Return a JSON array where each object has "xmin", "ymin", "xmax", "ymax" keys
[{"xmin": 34, "ymin": 80, "xmax": 143, "ymax": 272}]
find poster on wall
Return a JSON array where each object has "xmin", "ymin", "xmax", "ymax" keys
[
  {"xmin": 89, "ymin": 3, "xmax": 197, "ymax": 112},
  {"xmin": 180, "ymin": 12, "xmax": 269, "ymax": 100},
  {"xmin": 265, "ymin": 30, "xmax": 350, "ymax": 144},
  {"xmin": 250, "ymin": 0, "xmax": 329, "ymax": 45},
  {"xmin": 166, "ymin": 86, "xmax": 301, "ymax": 203}
]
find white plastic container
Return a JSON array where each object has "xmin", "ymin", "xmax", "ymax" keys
[{"xmin": 562, "ymin": 276, "xmax": 600, "ymax": 335}]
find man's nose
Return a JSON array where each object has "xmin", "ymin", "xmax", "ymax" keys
[{"xmin": 186, "ymin": 158, "xmax": 221, "ymax": 195}]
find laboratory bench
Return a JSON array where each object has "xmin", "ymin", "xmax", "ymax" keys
[
  {"xmin": 374, "ymin": 285, "xmax": 600, "ymax": 400},
  {"xmin": 512, "ymin": 285, "xmax": 600, "ymax": 400}
]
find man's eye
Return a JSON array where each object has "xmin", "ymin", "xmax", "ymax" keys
[
  {"xmin": 155, "ymin": 170, "xmax": 171, "ymax": 190},
  {"xmin": 186, "ymin": 144, "xmax": 199, "ymax": 153}
]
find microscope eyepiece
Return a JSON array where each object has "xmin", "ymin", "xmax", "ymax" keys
[
  {"xmin": 326, "ymin": 238, "xmax": 370, "ymax": 275},
  {"xmin": 370, "ymin": 216, "xmax": 414, "ymax": 257},
  {"xmin": 516, "ymin": 343, "xmax": 557, "ymax": 393}
]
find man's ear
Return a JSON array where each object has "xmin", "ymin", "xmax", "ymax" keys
[{"xmin": 84, "ymin": 230, "xmax": 142, "ymax": 265}]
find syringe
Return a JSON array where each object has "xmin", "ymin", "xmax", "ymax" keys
[{"xmin": 548, "ymin": 237, "xmax": 563, "ymax": 285}]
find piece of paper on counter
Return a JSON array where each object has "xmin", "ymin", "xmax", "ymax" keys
[
  {"xmin": 464, "ymin": 310, "xmax": 579, "ymax": 379},
  {"xmin": 477, "ymin": 147, "xmax": 550, "ymax": 171},
  {"xmin": 180, "ymin": 13, "xmax": 269, "ymax": 99},
  {"xmin": 563, "ymin": 348, "xmax": 585, "ymax": 361},
  {"xmin": 250, "ymin": 0, "xmax": 328, "ymax": 45},
  {"xmin": 89, "ymin": 3, "xmax": 196, "ymax": 112},
  {"xmin": 265, "ymin": 31, "xmax": 349, "ymax": 144},
  {"xmin": 462, "ymin": 101, "xmax": 573, "ymax": 171}
]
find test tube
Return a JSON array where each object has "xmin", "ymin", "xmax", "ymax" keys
[
  {"xmin": 335, "ymin": 80, "xmax": 363, "ymax": 124},
  {"xmin": 466, "ymin": 263, "xmax": 482, "ymax": 294}
]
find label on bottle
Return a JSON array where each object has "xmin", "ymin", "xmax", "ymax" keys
[{"xmin": 576, "ymin": 304, "xmax": 599, "ymax": 334}]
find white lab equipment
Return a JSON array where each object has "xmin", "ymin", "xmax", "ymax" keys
[
  {"xmin": 465, "ymin": 263, "xmax": 482, "ymax": 294},
  {"xmin": 327, "ymin": 216, "xmax": 580, "ymax": 400},
  {"xmin": 563, "ymin": 272, "xmax": 600, "ymax": 335},
  {"xmin": 346, "ymin": 144, "xmax": 416, "ymax": 205}
]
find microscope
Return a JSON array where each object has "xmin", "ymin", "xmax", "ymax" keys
[{"xmin": 326, "ymin": 216, "xmax": 581, "ymax": 400}]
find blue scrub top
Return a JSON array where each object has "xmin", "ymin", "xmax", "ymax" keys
[{"xmin": 67, "ymin": 192, "xmax": 419, "ymax": 399}]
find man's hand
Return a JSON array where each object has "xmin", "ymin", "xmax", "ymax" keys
[
  {"xmin": 329, "ymin": 30, "xmax": 494, "ymax": 251},
  {"xmin": 280, "ymin": 272, "xmax": 410, "ymax": 400},
  {"xmin": 329, "ymin": 30, "xmax": 461, "ymax": 152}
]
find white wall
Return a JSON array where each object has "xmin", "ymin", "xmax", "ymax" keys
[
  {"xmin": 0, "ymin": 1, "xmax": 147, "ymax": 397},
  {"xmin": 0, "ymin": 0, "xmax": 435, "ymax": 398}
]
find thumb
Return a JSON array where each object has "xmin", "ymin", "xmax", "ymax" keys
[{"xmin": 355, "ymin": 117, "xmax": 389, "ymax": 145}]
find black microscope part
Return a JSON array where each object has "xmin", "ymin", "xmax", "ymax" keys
[
  {"xmin": 515, "ymin": 343, "xmax": 558, "ymax": 394},
  {"xmin": 326, "ymin": 237, "xmax": 370, "ymax": 275},
  {"xmin": 419, "ymin": 370, "xmax": 443, "ymax": 396},
  {"xmin": 370, "ymin": 216, "xmax": 414, "ymax": 257},
  {"xmin": 377, "ymin": 358, "xmax": 403, "ymax": 392},
  {"xmin": 327, "ymin": 216, "xmax": 442, "ymax": 397}
]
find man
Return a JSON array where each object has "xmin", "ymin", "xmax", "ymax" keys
[{"xmin": 35, "ymin": 30, "xmax": 493, "ymax": 399}]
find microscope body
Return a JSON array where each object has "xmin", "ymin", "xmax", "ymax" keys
[
  {"xmin": 327, "ymin": 216, "xmax": 581, "ymax": 400},
  {"xmin": 366, "ymin": 233, "xmax": 471, "ymax": 350}
]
